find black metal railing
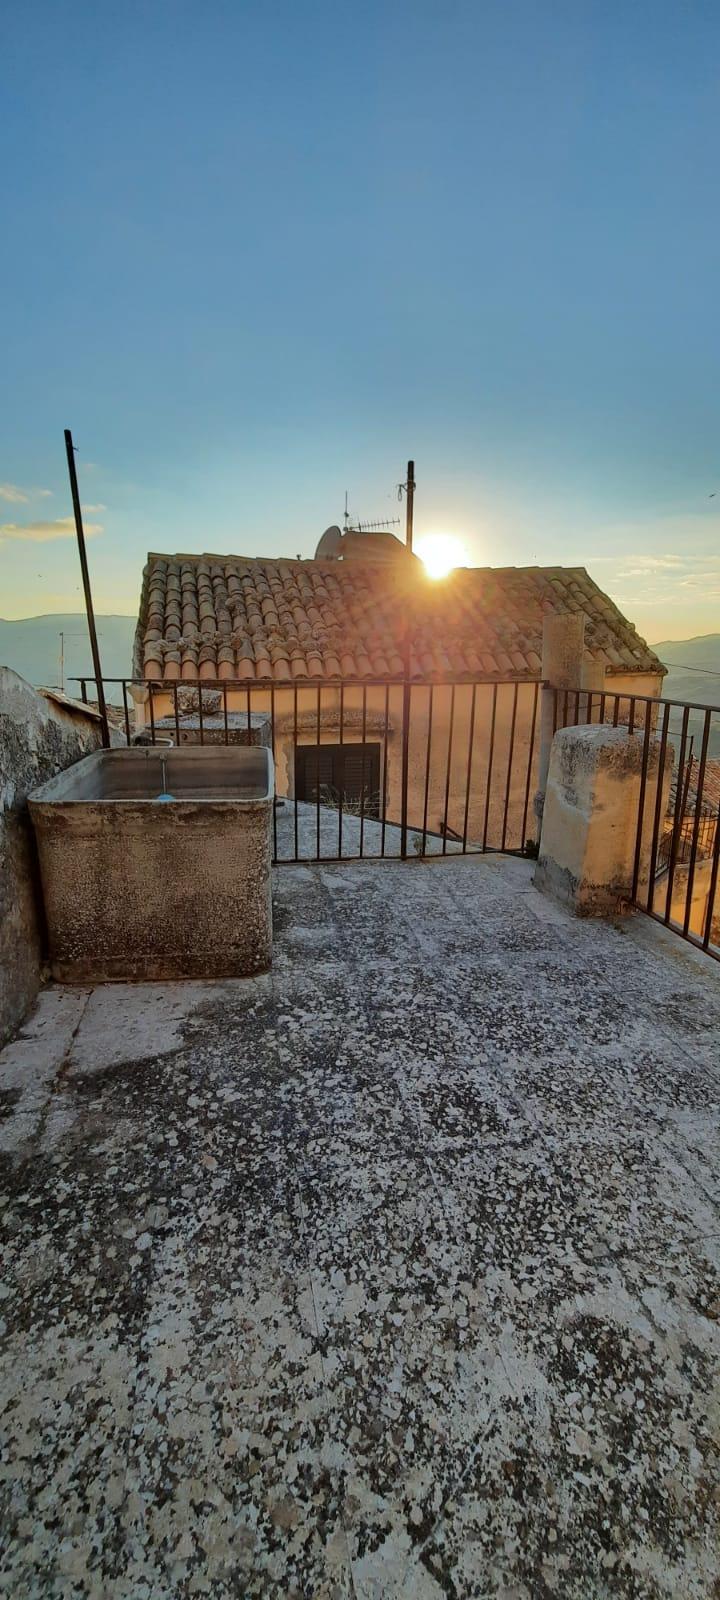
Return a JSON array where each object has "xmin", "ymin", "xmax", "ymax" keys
[
  {"xmin": 553, "ymin": 687, "xmax": 720, "ymax": 962},
  {"xmin": 72, "ymin": 673, "xmax": 542, "ymax": 865},
  {"xmin": 71, "ymin": 674, "xmax": 720, "ymax": 961}
]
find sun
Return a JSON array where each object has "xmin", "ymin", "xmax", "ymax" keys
[{"xmin": 415, "ymin": 532, "xmax": 469, "ymax": 580}]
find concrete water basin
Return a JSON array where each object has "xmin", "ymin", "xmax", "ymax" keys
[{"xmin": 28, "ymin": 746, "xmax": 274, "ymax": 981}]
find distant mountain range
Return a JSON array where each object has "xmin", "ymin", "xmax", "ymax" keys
[
  {"xmin": 0, "ymin": 613, "xmax": 136, "ymax": 694},
  {"xmin": 652, "ymin": 633, "xmax": 720, "ymax": 709}
]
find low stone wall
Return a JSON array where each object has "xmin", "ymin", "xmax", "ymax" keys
[{"xmin": 0, "ymin": 668, "xmax": 115, "ymax": 1045}]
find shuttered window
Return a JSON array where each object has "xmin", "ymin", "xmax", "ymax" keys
[{"xmin": 295, "ymin": 743, "xmax": 381, "ymax": 817}]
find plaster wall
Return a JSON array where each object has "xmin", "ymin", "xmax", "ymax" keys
[{"xmin": 0, "ymin": 668, "xmax": 112, "ymax": 1044}]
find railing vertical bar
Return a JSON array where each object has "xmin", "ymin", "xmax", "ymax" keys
[
  {"xmin": 703, "ymin": 743, "xmax": 720, "ymax": 950},
  {"xmin": 646, "ymin": 701, "xmax": 670, "ymax": 915},
  {"xmin": 683, "ymin": 709, "xmax": 711, "ymax": 938},
  {"xmin": 380, "ymin": 683, "xmax": 389, "ymax": 858},
  {"xmin": 441, "ymin": 685, "xmax": 456, "ymax": 855},
  {"xmin": 173, "ymin": 681, "xmax": 181, "ymax": 746},
  {"xmin": 552, "ymin": 686, "xmax": 558, "ymax": 735},
  {"xmin": 461, "ymin": 683, "xmax": 478, "ymax": 853},
  {"xmin": 122, "ymin": 680, "xmax": 131, "ymax": 745},
  {"xmin": 270, "ymin": 683, "xmax": 277, "ymax": 862},
  {"xmin": 599, "ymin": 691, "xmax": 606, "ymax": 724},
  {"xmin": 316, "ymin": 684, "xmax": 322, "ymax": 862},
  {"xmin": 338, "ymin": 684, "xmax": 344, "ymax": 860},
  {"xmin": 293, "ymin": 685, "xmax": 299, "ymax": 861},
  {"xmin": 421, "ymin": 686, "xmax": 435, "ymax": 856},
  {"xmin": 222, "ymin": 682, "xmax": 229, "ymax": 746},
  {"xmin": 628, "ymin": 696, "xmax": 636, "ymax": 736},
  {"xmin": 664, "ymin": 704, "xmax": 690, "ymax": 925},
  {"xmin": 585, "ymin": 690, "xmax": 593, "ymax": 727},
  {"xmin": 630, "ymin": 704, "xmax": 653, "ymax": 904},
  {"xmin": 482, "ymin": 684, "xmax": 498, "ymax": 852},
  {"xmin": 197, "ymin": 683, "xmax": 204, "ymax": 745},
  {"xmin": 80, "ymin": 678, "xmax": 88, "ymax": 704},
  {"xmin": 359, "ymin": 685, "xmax": 368, "ymax": 858},
  {"xmin": 612, "ymin": 695, "xmax": 620, "ymax": 728},
  {"xmin": 501, "ymin": 681, "xmax": 519, "ymax": 851},
  {"xmin": 573, "ymin": 689, "xmax": 580, "ymax": 727},
  {"xmin": 562, "ymin": 689, "xmax": 568, "ymax": 730},
  {"xmin": 520, "ymin": 681, "xmax": 539, "ymax": 851},
  {"xmin": 246, "ymin": 685, "xmax": 252, "ymax": 738},
  {"xmin": 148, "ymin": 683, "xmax": 157, "ymax": 744}
]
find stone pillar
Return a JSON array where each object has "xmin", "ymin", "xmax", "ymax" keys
[
  {"xmin": 534, "ymin": 724, "xmax": 674, "ymax": 916},
  {"xmin": 534, "ymin": 612, "xmax": 586, "ymax": 831}
]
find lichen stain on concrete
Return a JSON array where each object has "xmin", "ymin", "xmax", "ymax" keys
[{"xmin": 1, "ymin": 854, "xmax": 719, "ymax": 1597}]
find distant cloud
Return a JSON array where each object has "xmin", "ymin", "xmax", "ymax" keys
[
  {"xmin": 0, "ymin": 482, "xmax": 53, "ymax": 503},
  {"xmin": 0, "ymin": 516, "xmax": 103, "ymax": 542},
  {"xmin": 82, "ymin": 503, "xmax": 106, "ymax": 514}
]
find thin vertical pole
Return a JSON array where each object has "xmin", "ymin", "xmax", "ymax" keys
[
  {"xmin": 461, "ymin": 683, "xmax": 478, "ymax": 853},
  {"xmin": 293, "ymin": 686, "xmax": 299, "ymax": 861},
  {"xmin": 270, "ymin": 684, "xmax": 277, "ymax": 862},
  {"xmin": 501, "ymin": 681, "xmax": 519, "ymax": 852},
  {"xmin": 64, "ymin": 429, "xmax": 109, "ymax": 747},
  {"xmin": 664, "ymin": 705, "xmax": 690, "ymax": 924},
  {"xmin": 400, "ymin": 671, "xmax": 411, "ymax": 860},
  {"xmin": 316, "ymin": 684, "xmax": 322, "ymax": 861},
  {"xmin": 122, "ymin": 680, "xmax": 131, "ymax": 746},
  {"xmin": 683, "ymin": 710, "xmax": 711, "ymax": 937},
  {"xmin": 482, "ymin": 684, "xmax": 498, "ymax": 851},
  {"xmin": 646, "ymin": 701, "xmax": 670, "ymax": 915},
  {"xmin": 521, "ymin": 682, "xmax": 539, "ymax": 850},
  {"xmin": 441, "ymin": 685, "xmax": 456, "ymax": 854},
  {"xmin": 405, "ymin": 459, "xmax": 415, "ymax": 552},
  {"xmin": 338, "ymin": 683, "xmax": 345, "ymax": 859},
  {"xmin": 421, "ymin": 685, "xmax": 434, "ymax": 856},
  {"xmin": 380, "ymin": 683, "xmax": 390, "ymax": 858},
  {"xmin": 359, "ymin": 686, "xmax": 367, "ymax": 857}
]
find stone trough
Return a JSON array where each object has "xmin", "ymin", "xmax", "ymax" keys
[{"xmin": 28, "ymin": 746, "xmax": 274, "ymax": 981}]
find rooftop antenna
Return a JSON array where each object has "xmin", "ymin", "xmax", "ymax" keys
[
  {"xmin": 343, "ymin": 491, "xmax": 350, "ymax": 531},
  {"xmin": 348, "ymin": 516, "xmax": 402, "ymax": 534},
  {"xmin": 397, "ymin": 459, "xmax": 415, "ymax": 552}
]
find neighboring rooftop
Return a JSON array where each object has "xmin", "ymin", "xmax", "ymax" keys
[
  {"xmin": 134, "ymin": 552, "xmax": 665, "ymax": 682},
  {"xmin": 2, "ymin": 854, "xmax": 719, "ymax": 1596}
]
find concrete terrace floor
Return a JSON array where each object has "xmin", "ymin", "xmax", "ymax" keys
[{"xmin": 1, "ymin": 857, "xmax": 720, "ymax": 1600}]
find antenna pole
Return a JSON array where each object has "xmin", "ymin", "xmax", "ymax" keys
[
  {"xmin": 64, "ymin": 429, "xmax": 110, "ymax": 748},
  {"xmin": 405, "ymin": 459, "xmax": 415, "ymax": 552}
]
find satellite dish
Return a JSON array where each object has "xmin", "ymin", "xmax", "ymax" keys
[{"xmin": 315, "ymin": 525, "xmax": 343, "ymax": 560}]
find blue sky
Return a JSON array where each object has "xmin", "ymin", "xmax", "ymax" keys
[{"xmin": 2, "ymin": 0, "xmax": 719, "ymax": 639}]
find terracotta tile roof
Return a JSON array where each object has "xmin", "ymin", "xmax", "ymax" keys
[{"xmin": 133, "ymin": 552, "xmax": 665, "ymax": 683}]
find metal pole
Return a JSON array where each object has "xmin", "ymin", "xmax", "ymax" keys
[
  {"xmin": 405, "ymin": 459, "xmax": 415, "ymax": 552},
  {"xmin": 64, "ymin": 429, "xmax": 110, "ymax": 747},
  {"xmin": 399, "ymin": 458, "xmax": 415, "ymax": 857},
  {"xmin": 59, "ymin": 631, "xmax": 64, "ymax": 692}
]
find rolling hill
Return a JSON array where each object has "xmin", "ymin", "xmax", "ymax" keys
[{"xmin": 0, "ymin": 613, "xmax": 136, "ymax": 691}]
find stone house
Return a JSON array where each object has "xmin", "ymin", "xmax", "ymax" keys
[{"xmin": 130, "ymin": 535, "xmax": 665, "ymax": 850}]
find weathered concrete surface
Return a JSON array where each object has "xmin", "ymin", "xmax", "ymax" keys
[
  {"xmin": 1, "ymin": 854, "xmax": 719, "ymax": 1598},
  {"xmin": 29, "ymin": 746, "xmax": 274, "ymax": 982},
  {"xmin": 536, "ymin": 723, "xmax": 673, "ymax": 916},
  {"xmin": 0, "ymin": 668, "xmax": 117, "ymax": 1047}
]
